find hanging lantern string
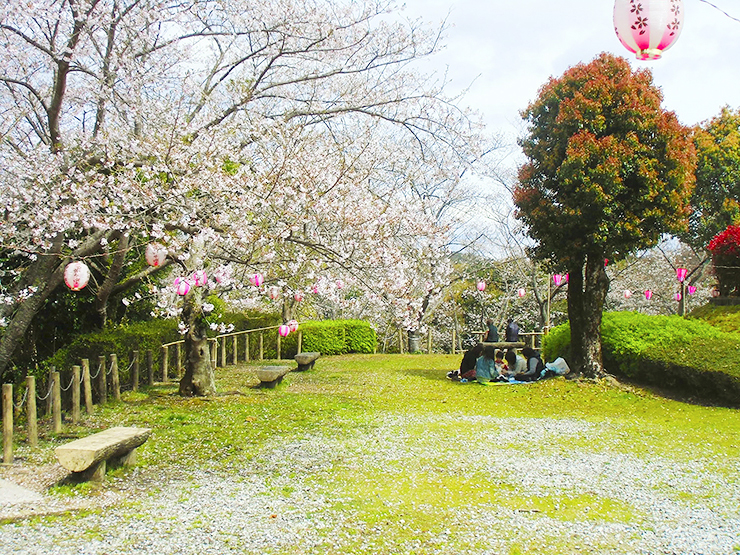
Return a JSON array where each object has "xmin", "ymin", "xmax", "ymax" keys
[{"xmin": 698, "ymin": 0, "xmax": 740, "ymax": 24}]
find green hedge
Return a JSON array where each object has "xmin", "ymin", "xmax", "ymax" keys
[
  {"xmin": 299, "ymin": 320, "xmax": 376, "ymax": 355},
  {"xmin": 40, "ymin": 319, "xmax": 182, "ymax": 382},
  {"xmin": 543, "ymin": 311, "xmax": 740, "ymax": 406}
]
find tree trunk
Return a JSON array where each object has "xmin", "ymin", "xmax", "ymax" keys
[
  {"xmin": 178, "ymin": 289, "xmax": 216, "ymax": 397},
  {"xmin": 567, "ymin": 255, "xmax": 610, "ymax": 378},
  {"xmin": 95, "ymin": 232, "xmax": 128, "ymax": 328}
]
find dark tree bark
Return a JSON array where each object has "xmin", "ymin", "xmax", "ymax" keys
[
  {"xmin": 567, "ymin": 255, "xmax": 610, "ymax": 378},
  {"xmin": 178, "ymin": 289, "xmax": 216, "ymax": 397}
]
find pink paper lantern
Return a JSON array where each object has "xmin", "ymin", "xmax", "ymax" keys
[
  {"xmin": 278, "ymin": 324, "xmax": 290, "ymax": 337},
  {"xmin": 675, "ymin": 292, "xmax": 682, "ymax": 302},
  {"xmin": 176, "ymin": 279, "xmax": 191, "ymax": 296},
  {"xmin": 288, "ymin": 319, "xmax": 299, "ymax": 332},
  {"xmin": 688, "ymin": 285, "xmax": 697, "ymax": 295},
  {"xmin": 145, "ymin": 243, "xmax": 167, "ymax": 267},
  {"xmin": 564, "ymin": 273, "xmax": 569, "ymax": 283},
  {"xmin": 623, "ymin": 289, "xmax": 632, "ymax": 299},
  {"xmin": 476, "ymin": 280, "xmax": 486, "ymax": 292},
  {"xmin": 64, "ymin": 261, "xmax": 90, "ymax": 291},
  {"xmin": 268, "ymin": 285, "xmax": 280, "ymax": 300},
  {"xmin": 645, "ymin": 289, "xmax": 653, "ymax": 300},
  {"xmin": 250, "ymin": 273, "xmax": 264, "ymax": 287},
  {"xmin": 192, "ymin": 270, "xmax": 207, "ymax": 287},
  {"xmin": 517, "ymin": 288, "xmax": 526, "ymax": 298},
  {"xmin": 553, "ymin": 274, "xmax": 563, "ymax": 287},
  {"xmin": 613, "ymin": 0, "xmax": 684, "ymax": 61},
  {"xmin": 676, "ymin": 267, "xmax": 688, "ymax": 282}
]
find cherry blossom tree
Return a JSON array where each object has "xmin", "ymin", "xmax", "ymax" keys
[{"xmin": 0, "ymin": 0, "xmax": 486, "ymax": 390}]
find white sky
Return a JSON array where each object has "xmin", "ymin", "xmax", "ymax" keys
[{"xmin": 401, "ymin": 0, "xmax": 740, "ymax": 148}]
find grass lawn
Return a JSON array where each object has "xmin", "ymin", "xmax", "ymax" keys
[{"xmin": 5, "ymin": 353, "xmax": 740, "ymax": 554}]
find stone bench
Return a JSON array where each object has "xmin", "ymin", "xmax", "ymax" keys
[
  {"xmin": 255, "ymin": 365, "xmax": 291, "ymax": 388},
  {"xmin": 55, "ymin": 426, "xmax": 152, "ymax": 482},
  {"xmin": 294, "ymin": 351, "xmax": 321, "ymax": 372}
]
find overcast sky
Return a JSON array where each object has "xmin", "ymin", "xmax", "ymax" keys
[{"xmin": 401, "ymin": 0, "xmax": 740, "ymax": 148}]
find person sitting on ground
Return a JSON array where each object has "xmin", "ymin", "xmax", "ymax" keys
[
  {"xmin": 484, "ymin": 318, "xmax": 499, "ymax": 343},
  {"xmin": 494, "ymin": 349, "xmax": 509, "ymax": 379},
  {"xmin": 513, "ymin": 347, "xmax": 544, "ymax": 382},
  {"xmin": 505, "ymin": 318, "xmax": 520, "ymax": 342},
  {"xmin": 504, "ymin": 349, "xmax": 527, "ymax": 381},
  {"xmin": 474, "ymin": 345, "xmax": 497, "ymax": 384},
  {"xmin": 447, "ymin": 342, "xmax": 484, "ymax": 381}
]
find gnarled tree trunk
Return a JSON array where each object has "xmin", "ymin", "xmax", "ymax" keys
[
  {"xmin": 567, "ymin": 255, "xmax": 610, "ymax": 378},
  {"xmin": 178, "ymin": 287, "xmax": 216, "ymax": 397}
]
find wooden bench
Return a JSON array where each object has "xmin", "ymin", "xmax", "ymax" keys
[
  {"xmin": 255, "ymin": 365, "xmax": 291, "ymax": 388},
  {"xmin": 481, "ymin": 341, "xmax": 526, "ymax": 350},
  {"xmin": 55, "ymin": 426, "xmax": 152, "ymax": 482},
  {"xmin": 294, "ymin": 351, "xmax": 321, "ymax": 372}
]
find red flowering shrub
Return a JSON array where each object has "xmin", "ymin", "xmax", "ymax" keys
[{"xmin": 708, "ymin": 225, "xmax": 740, "ymax": 296}]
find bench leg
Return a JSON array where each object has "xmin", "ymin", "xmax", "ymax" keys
[
  {"xmin": 113, "ymin": 448, "xmax": 138, "ymax": 468},
  {"xmin": 73, "ymin": 460, "xmax": 107, "ymax": 483}
]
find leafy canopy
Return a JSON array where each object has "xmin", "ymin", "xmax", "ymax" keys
[
  {"xmin": 514, "ymin": 53, "xmax": 696, "ymax": 268},
  {"xmin": 685, "ymin": 107, "xmax": 740, "ymax": 250}
]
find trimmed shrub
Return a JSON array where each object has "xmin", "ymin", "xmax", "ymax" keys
[
  {"xmin": 300, "ymin": 320, "xmax": 376, "ymax": 355},
  {"xmin": 40, "ymin": 319, "xmax": 181, "ymax": 383},
  {"xmin": 543, "ymin": 311, "xmax": 740, "ymax": 407}
]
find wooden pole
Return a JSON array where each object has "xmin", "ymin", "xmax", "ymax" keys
[
  {"xmin": 427, "ymin": 330, "xmax": 432, "ymax": 354},
  {"xmin": 210, "ymin": 339, "xmax": 217, "ymax": 369},
  {"xmin": 277, "ymin": 333, "xmax": 281, "ymax": 360},
  {"xmin": 71, "ymin": 365, "xmax": 81, "ymax": 424},
  {"xmin": 398, "ymin": 328, "xmax": 403, "ymax": 354},
  {"xmin": 51, "ymin": 371, "xmax": 62, "ymax": 433},
  {"xmin": 259, "ymin": 333, "xmax": 264, "ymax": 361},
  {"xmin": 220, "ymin": 338, "xmax": 226, "ymax": 367},
  {"xmin": 3, "ymin": 384, "xmax": 13, "ymax": 464},
  {"xmin": 244, "ymin": 334, "xmax": 250, "ymax": 362},
  {"xmin": 98, "ymin": 355, "xmax": 107, "ymax": 404},
  {"xmin": 46, "ymin": 366, "xmax": 55, "ymax": 417},
  {"xmin": 451, "ymin": 327, "xmax": 456, "ymax": 355},
  {"xmin": 82, "ymin": 359, "xmax": 93, "ymax": 414},
  {"xmin": 110, "ymin": 354, "xmax": 120, "ymax": 401},
  {"xmin": 132, "ymin": 350, "xmax": 140, "ymax": 392},
  {"xmin": 147, "ymin": 349, "xmax": 154, "ymax": 386},
  {"xmin": 175, "ymin": 344, "xmax": 182, "ymax": 379},
  {"xmin": 26, "ymin": 376, "xmax": 37, "ymax": 448},
  {"xmin": 297, "ymin": 330, "xmax": 302, "ymax": 355},
  {"xmin": 161, "ymin": 345, "xmax": 169, "ymax": 383},
  {"xmin": 232, "ymin": 335, "xmax": 238, "ymax": 365}
]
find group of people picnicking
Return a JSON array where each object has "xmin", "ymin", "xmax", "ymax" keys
[{"xmin": 446, "ymin": 317, "xmax": 570, "ymax": 384}]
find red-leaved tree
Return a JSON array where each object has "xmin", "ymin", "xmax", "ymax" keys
[{"xmin": 708, "ymin": 225, "xmax": 740, "ymax": 296}]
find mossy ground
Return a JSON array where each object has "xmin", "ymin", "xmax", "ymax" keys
[{"xmin": 6, "ymin": 353, "xmax": 740, "ymax": 554}]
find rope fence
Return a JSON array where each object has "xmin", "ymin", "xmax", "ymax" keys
[{"xmin": 1, "ymin": 322, "xmax": 307, "ymax": 464}]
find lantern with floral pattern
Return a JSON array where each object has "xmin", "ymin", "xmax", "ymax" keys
[
  {"xmin": 614, "ymin": 0, "xmax": 684, "ymax": 61},
  {"xmin": 64, "ymin": 261, "xmax": 90, "ymax": 291}
]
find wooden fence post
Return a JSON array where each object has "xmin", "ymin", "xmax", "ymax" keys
[
  {"xmin": 451, "ymin": 328, "xmax": 456, "ymax": 355},
  {"xmin": 98, "ymin": 355, "xmax": 107, "ymax": 404},
  {"xmin": 259, "ymin": 333, "xmax": 264, "ymax": 361},
  {"xmin": 175, "ymin": 344, "xmax": 182, "ymax": 379},
  {"xmin": 71, "ymin": 365, "xmax": 81, "ymax": 424},
  {"xmin": 3, "ymin": 384, "xmax": 13, "ymax": 464},
  {"xmin": 110, "ymin": 354, "xmax": 120, "ymax": 401},
  {"xmin": 276, "ymin": 334, "xmax": 281, "ymax": 360},
  {"xmin": 427, "ymin": 331, "xmax": 432, "ymax": 354},
  {"xmin": 147, "ymin": 350, "xmax": 154, "ymax": 386},
  {"xmin": 232, "ymin": 335, "xmax": 238, "ymax": 365},
  {"xmin": 161, "ymin": 345, "xmax": 169, "ymax": 383},
  {"xmin": 297, "ymin": 330, "xmax": 302, "ymax": 355},
  {"xmin": 210, "ymin": 340, "xmax": 217, "ymax": 369},
  {"xmin": 220, "ymin": 338, "xmax": 226, "ymax": 368},
  {"xmin": 26, "ymin": 376, "xmax": 37, "ymax": 448},
  {"xmin": 244, "ymin": 334, "xmax": 250, "ymax": 362},
  {"xmin": 51, "ymin": 371, "xmax": 62, "ymax": 434},
  {"xmin": 46, "ymin": 366, "xmax": 55, "ymax": 417},
  {"xmin": 82, "ymin": 358, "xmax": 93, "ymax": 414},
  {"xmin": 132, "ymin": 350, "xmax": 139, "ymax": 392}
]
